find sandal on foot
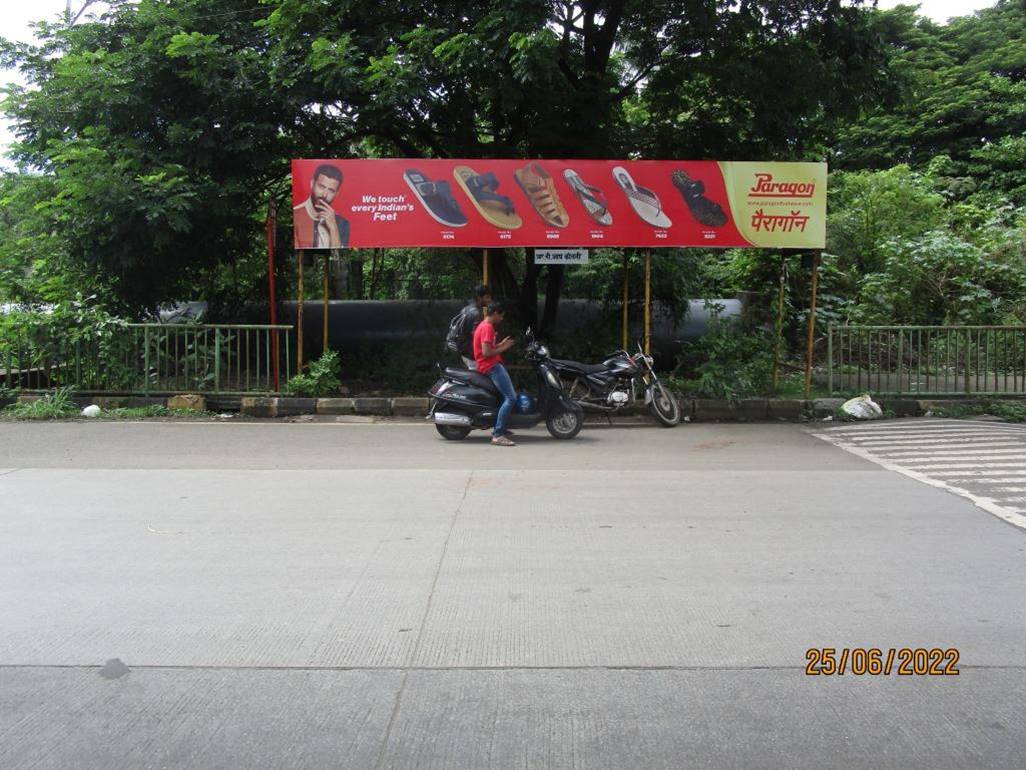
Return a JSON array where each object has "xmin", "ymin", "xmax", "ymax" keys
[
  {"xmin": 404, "ymin": 169, "xmax": 468, "ymax": 227},
  {"xmin": 563, "ymin": 169, "xmax": 612, "ymax": 226},
  {"xmin": 453, "ymin": 166, "xmax": 523, "ymax": 229},
  {"xmin": 514, "ymin": 162, "xmax": 570, "ymax": 228},
  {"xmin": 491, "ymin": 434, "xmax": 516, "ymax": 446},
  {"xmin": 613, "ymin": 166, "xmax": 672, "ymax": 228},
  {"xmin": 671, "ymin": 170, "xmax": 728, "ymax": 227}
]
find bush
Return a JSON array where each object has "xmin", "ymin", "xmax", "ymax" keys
[
  {"xmin": 669, "ymin": 305, "xmax": 776, "ymax": 402},
  {"xmin": 284, "ymin": 349, "xmax": 342, "ymax": 397}
]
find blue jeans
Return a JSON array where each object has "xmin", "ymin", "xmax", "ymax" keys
[{"xmin": 487, "ymin": 364, "xmax": 517, "ymax": 436}]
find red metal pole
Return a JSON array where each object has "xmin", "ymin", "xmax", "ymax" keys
[{"xmin": 266, "ymin": 199, "xmax": 280, "ymax": 391}]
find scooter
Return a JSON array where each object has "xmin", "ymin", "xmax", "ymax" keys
[{"xmin": 427, "ymin": 329, "xmax": 584, "ymax": 440}]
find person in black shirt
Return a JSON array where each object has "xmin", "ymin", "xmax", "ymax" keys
[{"xmin": 458, "ymin": 284, "xmax": 492, "ymax": 370}]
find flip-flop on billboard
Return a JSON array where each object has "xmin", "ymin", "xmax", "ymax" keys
[{"xmin": 291, "ymin": 159, "xmax": 826, "ymax": 250}]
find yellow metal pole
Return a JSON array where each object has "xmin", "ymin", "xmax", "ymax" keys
[
  {"xmin": 804, "ymin": 251, "xmax": 821, "ymax": 398},
  {"xmin": 323, "ymin": 252, "xmax": 330, "ymax": 350},
  {"xmin": 296, "ymin": 251, "xmax": 305, "ymax": 372},
  {"xmin": 644, "ymin": 249, "xmax": 652, "ymax": 356},
  {"xmin": 482, "ymin": 248, "xmax": 489, "ymax": 286},
  {"xmin": 622, "ymin": 253, "xmax": 629, "ymax": 350}
]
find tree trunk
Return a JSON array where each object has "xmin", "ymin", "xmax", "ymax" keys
[
  {"xmin": 541, "ymin": 265, "xmax": 565, "ymax": 336},
  {"xmin": 518, "ymin": 247, "xmax": 539, "ymax": 331}
]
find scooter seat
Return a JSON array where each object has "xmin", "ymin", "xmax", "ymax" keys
[
  {"xmin": 444, "ymin": 367, "xmax": 499, "ymax": 395},
  {"xmin": 550, "ymin": 358, "xmax": 609, "ymax": 375}
]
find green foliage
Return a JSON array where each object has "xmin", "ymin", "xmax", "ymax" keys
[
  {"xmin": 835, "ymin": 2, "xmax": 1026, "ymax": 204},
  {"xmin": 284, "ymin": 349, "xmax": 342, "ymax": 397},
  {"xmin": 101, "ymin": 405, "xmax": 213, "ymax": 419},
  {"xmin": 2, "ymin": 388, "xmax": 78, "ymax": 420},
  {"xmin": 929, "ymin": 400, "xmax": 1026, "ymax": 423},
  {"xmin": 671, "ymin": 304, "xmax": 776, "ymax": 402},
  {"xmin": 851, "ymin": 231, "xmax": 1026, "ymax": 325},
  {"xmin": 2, "ymin": 0, "xmax": 296, "ymax": 312},
  {"xmin": 0, "ymin": 297, "xmax": 138, "ymax": 390}
]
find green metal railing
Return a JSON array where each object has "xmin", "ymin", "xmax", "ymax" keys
[
  {"xmin": 827, "ymin": 325, "xmax": 1026, "ymax": 396},
  {"xmin": 0, "ymin": 323, "xmax": 293, "ymax": 395}
]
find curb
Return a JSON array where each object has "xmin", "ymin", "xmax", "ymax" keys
[
  {"xmin": 4, "ymin": 393, "xmax": 1015, "ymax": 423},
  {"xmin": 234, "ymin": 398, "xmax": 816, "ymax": 422}
]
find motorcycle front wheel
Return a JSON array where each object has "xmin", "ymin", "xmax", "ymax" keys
[
  {"xmin": 648, "ymin": 381, "xmax": 681, "ymax": 427},
  {"xmin": 436, "ymin": 424, "xmax": 472, "ymax": 440},
  {"xmin": 546, "ymin": 407, "xmax": 583, "ymax": 440}
]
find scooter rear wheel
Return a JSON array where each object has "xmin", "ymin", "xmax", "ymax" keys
[
  {"xmin": 436, "ymin": 424, "xmax": 472, "ymax": 440},
  {"xmin": 546, "ymin": 407, "xmax": 583, "ymax": 440}
]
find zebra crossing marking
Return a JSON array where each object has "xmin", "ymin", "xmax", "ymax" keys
[{"xmin": 811, "ymin": 418, "xmax": 1026, "ymax": 532}]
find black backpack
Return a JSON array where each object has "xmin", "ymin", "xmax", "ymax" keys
[{"xmin": 445, "ymin": 306, "xmax": 470, "ymax": 354}]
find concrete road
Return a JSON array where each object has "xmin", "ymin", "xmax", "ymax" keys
[{"xmin": 1, "ymin": 419, "xmax": 1024, "ymax": 769}]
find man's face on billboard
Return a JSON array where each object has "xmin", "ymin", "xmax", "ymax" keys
[{"xmin": 311, "ymin": 173, "xmax": 341, "ymax": 207}]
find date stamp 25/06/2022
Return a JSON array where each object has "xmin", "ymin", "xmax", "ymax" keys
[{"xmin": 805, "ymin": 648, "xmax": 960, "ymax": 676}]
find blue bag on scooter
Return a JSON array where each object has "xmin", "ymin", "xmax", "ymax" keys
[{"xmin": 516, "ymin": 393, "xmax": 535, "ymax": 413}]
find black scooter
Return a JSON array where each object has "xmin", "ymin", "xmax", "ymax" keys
[{"xmin": 427, "ymin": 329, "xmax": 584, "ymax": 440}]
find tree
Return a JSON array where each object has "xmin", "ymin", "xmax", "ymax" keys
[
  {"xmin": 2, "ymin": 0, "xmax": 299, "ymax": 311},
  {"xmin": 834, "ymin": 1, "xmax": 1026, "ymax": 203},
  {"xmin": 2, "ymin": 0, "xmax": 893, "ymax": 319}
]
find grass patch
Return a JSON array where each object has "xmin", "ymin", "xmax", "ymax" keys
[
  {"xmin": 929, "ymin": 400, "xmax": 1026, "ymax": 423},
  {"xmin": 2, "ymin": 389, "xmax": 78, "ymax": 420},
  {"xmin": 101, "ymin": 405, "xmax": 215, "ymax": 420},
  {"xmin": 2, "ymin": 392, "xmax": 218, "ymax": 421}
]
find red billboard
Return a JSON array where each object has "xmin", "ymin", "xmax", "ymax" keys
[{"xmin": 291, "ymin": 158, "xmax": 826, "ymax": 250}]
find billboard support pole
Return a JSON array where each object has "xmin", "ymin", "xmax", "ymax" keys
[
  {"xmin": 297, "ymin": 252, "xmax": 305, "ymax": 373},
  {"xmin": 804, "ymin": 251, "xmax": 821, "ymax": 398},
  {"xmin": 772, "ymin": 254, "xmax": 787, "ymax": 392},
  {"xmin": 622, "ymin": 253, "xmax": 629, "ymax": 350},
  {"xmin": 323, "ymin": 252, "xmax": 331, "ymax": 352},
  {"xmin": 482, "ymin": 248, "xmax": 490, "ymax": 286},
  {"xmin": 266, "ymin": 200, "xmax": 280, "ymax": 391},
  {"xmin": 644, "ymin": 249, "xmax": 652, "ymax": 356}
]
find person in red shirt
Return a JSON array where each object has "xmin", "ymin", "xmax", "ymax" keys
[{"xmin": 473, "ymin": 300, "xmax": 517, "ymax": 446}]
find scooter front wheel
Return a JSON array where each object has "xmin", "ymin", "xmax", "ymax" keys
[
  {"xmin": 546, "ymin": 407, "xmax": 583, "ymax": 440},
  {"xmin": 436, "ymin": 424, "xmax": 472, "ymax": 440}
]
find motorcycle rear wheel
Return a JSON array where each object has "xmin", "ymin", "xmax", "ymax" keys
[
  {"xmin": 648, "ymin": 382, "xmax": 681, "ymax": 427},
  {"xmin": 436, "ymin": 424, "xmax": 472, "ymax": 440},
  {"xmin": 546, "ymin": 407, "xmax": 583, "ymax": 439}
]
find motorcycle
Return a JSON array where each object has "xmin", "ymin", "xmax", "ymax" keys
[
  {"xmin": 550, "ymin": 342, "xmax": 682, "ymax": 427},
  {"xmin": 427, "ymin": 329, "xmax": 584, "ymax": 440}
]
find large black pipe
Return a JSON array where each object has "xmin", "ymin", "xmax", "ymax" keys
[{"xmin": 275, "ymin": 299, "xmax": 741, "ymax": 363}]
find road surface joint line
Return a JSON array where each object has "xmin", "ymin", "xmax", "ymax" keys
[
  {"xmin": 4, "ymin": 662, "xmax": 1025, "ymax": 672},
  {"xmin": 373, "ymin": 469, "xmax": 474, "ymax": 769}
]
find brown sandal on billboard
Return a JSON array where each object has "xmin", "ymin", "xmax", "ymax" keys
[
  {"xmin": 453, "ymin": 166, "xmax": 523, "ymax": 229},
  {"xmin": 514, "ymin": 163, "xmax": 570, "ymax": 228}
]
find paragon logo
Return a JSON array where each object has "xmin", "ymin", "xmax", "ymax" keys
[{"xmin": 748, "ymin": 173, "xmax": 816, "ymax": 198}]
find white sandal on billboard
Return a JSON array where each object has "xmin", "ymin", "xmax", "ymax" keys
[{"xmin": 613, "ymin": 166, "xmax": 672, "ymax": 228}]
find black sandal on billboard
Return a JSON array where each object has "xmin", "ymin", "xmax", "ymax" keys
[
  {"xmin": 404, "ymin": 169, "xmax": 469, "ymax": 227},
  {"xmin": 671, "ymin": 170, "xmax": 728, "ymax": 228}
]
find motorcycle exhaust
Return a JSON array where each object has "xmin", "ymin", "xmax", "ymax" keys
[{"xmin": 434, "ymin": 412, "xmax": 472, "ymax": 426}]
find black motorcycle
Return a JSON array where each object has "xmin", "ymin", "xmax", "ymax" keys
[
  {"xmin": 550, "ymin": 342, "xmax": 681, "ymax": 427},
  {"xmin": 427, "ymin": 329, "xmax": 584, "ymax": 440}
]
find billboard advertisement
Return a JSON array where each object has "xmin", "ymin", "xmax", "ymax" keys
[{"xmin": 292, "ymin": 158, "xmax": 826, "ymax": 250}]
